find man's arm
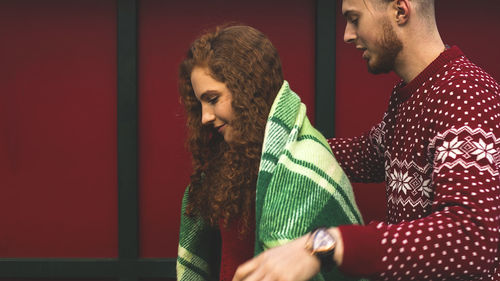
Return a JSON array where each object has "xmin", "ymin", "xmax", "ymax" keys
[
  {"xmin": 234, "ymin": 127, "xmax": 500, "ymax": 280},
  {"xmin": 233, "ymin": 228, "xmax": 345, "ymax": 281},
  {"xmin": 234, "ymin": 82, "xmax": 500, "ymax": 280},
  {"xmin": 327, "ymin": 124, "xmax": 386, "ymax": 183}
]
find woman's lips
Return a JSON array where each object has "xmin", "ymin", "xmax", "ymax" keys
[{"xmin": 216, "ymin": 124, "xmax": 226, "ymax": 134}]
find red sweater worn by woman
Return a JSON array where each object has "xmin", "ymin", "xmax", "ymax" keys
[{"xmin": 219, "ymin": 214, "xmax": 255, "ymax": 281}]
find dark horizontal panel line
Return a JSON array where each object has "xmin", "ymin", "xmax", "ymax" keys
[
  {"xmin": 0, "ymin": 258, "xmax": 176, "ymax": 278},
  {"xmin": 0, "ymin": 258, "xmax": 118, "ymax": 278}
]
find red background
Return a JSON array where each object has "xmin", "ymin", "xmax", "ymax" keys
[
  {"xmin": 0, "ymin": 0, "xmax": 498, "ymax": 263},
  {"xmin": 0, "ymin": 0, "xmax": 118, "ymax": 258}
]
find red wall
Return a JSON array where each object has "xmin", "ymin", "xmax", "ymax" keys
[
  {"xmin": 0, "ymin": 0, "xmax": 118, "ymax": 258},
  {"xmin": 0, "ymin": 0, "xmax": 315, "ymax": 265},
  {"xmin": 1, "ymin": 0, "xmax": 498, "ymax": 264},
  {"xmin": 335, "ymin": 0, "xmax": 500, "ymax": 223}
]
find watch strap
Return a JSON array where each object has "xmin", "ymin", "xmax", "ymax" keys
[{"xmin": 306, "ymin": 227, "xmax": 336, "ymax": 272}]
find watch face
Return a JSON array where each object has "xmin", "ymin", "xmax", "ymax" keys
[{"xmin": 313, "ymin": 229, "xmax": 336, "ymax": 253}]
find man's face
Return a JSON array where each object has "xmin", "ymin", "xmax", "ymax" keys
[{"xmin": 342, "ymin": 0, "xmax": 403, "ymax": 74}]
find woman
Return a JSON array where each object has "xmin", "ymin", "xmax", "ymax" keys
[{"xmin": 177, "ymin": 25, "xmax": 363, "ymax": 281}]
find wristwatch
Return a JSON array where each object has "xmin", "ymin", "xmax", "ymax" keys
[{"xmin": 305, "ymin": 227, "xmax": 336, "ymax": 271}]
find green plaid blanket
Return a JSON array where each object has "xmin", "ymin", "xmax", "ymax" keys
[{"xmin": 177, "ymin": 81, "xmax": 364, "ymax": 281}]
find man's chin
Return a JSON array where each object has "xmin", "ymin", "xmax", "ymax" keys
[{"xmin": 367, "ymin": 60, "xmax": 392, "ymax": 74}]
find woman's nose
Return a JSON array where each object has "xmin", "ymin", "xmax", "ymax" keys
[{"xmin": 201, "ymin": 106, "xmax": 215, "ymax": 125}]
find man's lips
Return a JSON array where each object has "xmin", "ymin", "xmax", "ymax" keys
[
  {"xmin": 357, "ymin": 47, "xmax": 368, "ymax": 60},
  {"xmin": 362, "ymin": 51, "xmax": 369, "ymax": 60}
]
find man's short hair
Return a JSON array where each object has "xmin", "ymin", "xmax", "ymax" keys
[{"xmin": 370, "ymin": 0, "xmax": 435, "ymax": 20}]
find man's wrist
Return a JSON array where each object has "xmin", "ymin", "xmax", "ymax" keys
[
  {"xmin": 305, "ymin": 227, "xmax": 337, "ymax": 271},
  {"xmin": 328, "ymin": 227, "xmax": 344, "ymax": 266}
]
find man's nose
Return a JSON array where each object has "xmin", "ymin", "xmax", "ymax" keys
[{"xmin": 344, "ymin": 23, "xmax": 356, "ymax": 44}]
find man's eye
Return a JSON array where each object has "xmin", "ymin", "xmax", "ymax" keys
[{"xmin": 351, "ymin": 18, "xmax": 358, "ymax": 25}]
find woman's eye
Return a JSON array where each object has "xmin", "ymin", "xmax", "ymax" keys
[{"xmin": 208, "ymin": 97, "xmax": 219, "ymax": 104}]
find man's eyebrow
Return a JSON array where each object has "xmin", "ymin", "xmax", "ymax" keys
[{"xmin": 343, "ymin": 10, "xmax": 354, "ymax": 19}]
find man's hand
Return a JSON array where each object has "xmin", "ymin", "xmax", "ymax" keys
[{"xmin": 232, "ymin": 234, "xmax": 320, "ymax": 281}]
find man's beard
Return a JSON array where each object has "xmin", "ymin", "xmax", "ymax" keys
[{"xmin": 368, "ymin": 19, "xmax": 403, "ymax": 74}]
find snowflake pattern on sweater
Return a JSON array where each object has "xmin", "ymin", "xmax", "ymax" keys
[{"xmin": 328, "ymin": 46, "xmax": 500, "ymax": 280}]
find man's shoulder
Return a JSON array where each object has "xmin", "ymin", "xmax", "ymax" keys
[{"xmin": 438, "ymin": 56, "xmax": 499, "ymax": 92}]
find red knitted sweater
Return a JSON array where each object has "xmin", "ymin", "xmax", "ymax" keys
[
  {"xmin": 219, "ymin": 215, "xmax": 255, "ymax": 281},
  {"xmin": 329, "ymin": 46, "xmax": 500, "ymax": 280}
]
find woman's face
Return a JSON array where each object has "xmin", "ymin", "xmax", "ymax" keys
[{"xmin": 191, "ymin": 66, "xmax": 236, "ymax": 142}]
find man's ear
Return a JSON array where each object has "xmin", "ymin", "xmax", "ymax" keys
[{"xmin": 393, "ymin": 0, "xmax": 410, "ymax": 25}]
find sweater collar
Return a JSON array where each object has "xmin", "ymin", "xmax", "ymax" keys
[{"xmin": 394, "ymin": 45, "xmax": 465, "ymax": 103}]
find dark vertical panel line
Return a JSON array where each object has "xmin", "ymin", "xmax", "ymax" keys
[
  {"xmin": 117, "ymin": 0, "xmax": 139, "ymax": 267},
  {"xmin": 315, "ymin": 0, "xmax": 336, "ymax": 138}
]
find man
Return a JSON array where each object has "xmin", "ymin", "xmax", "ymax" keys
[{"xmin": 233, "ymin": 0, "xmax": 500, "ymax": 280}]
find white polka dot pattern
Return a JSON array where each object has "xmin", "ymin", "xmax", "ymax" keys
[{"xmin": 330, "ymin": 47, "xmax": 500, "ymax": 280}]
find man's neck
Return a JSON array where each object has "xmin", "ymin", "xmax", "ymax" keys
[{"xmin": 394, "ymin": 32, "xmax": 445, "ymax": 84}]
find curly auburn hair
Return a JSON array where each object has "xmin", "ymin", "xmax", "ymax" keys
[{"xmin": 179, "ymin": 25, "xmax": 284, "ymax": 232}]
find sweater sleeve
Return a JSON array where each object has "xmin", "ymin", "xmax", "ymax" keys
[
  {"xmin": 338, "ymin": 80, "xmax": 500, "ymax": 280},
  {"xmin": 327, "ymin": 123, "xmax": 386, "ymax": 183}
]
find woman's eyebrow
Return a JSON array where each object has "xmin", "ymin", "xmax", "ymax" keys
[{"xmin": 199, "ymin": 90, "xmax": 219, "ymax": 101}]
